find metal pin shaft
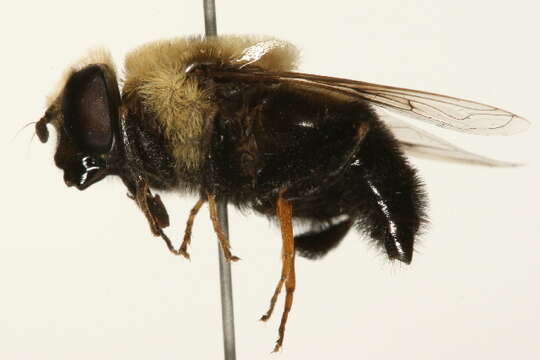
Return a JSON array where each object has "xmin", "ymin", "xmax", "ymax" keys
[
  {"xmin": 203, "ymin": 1, "xmax": 237, "ymax": 359},
  {"xmin": 216, "ymin": 201, "xmax": 237, "ymax": 360},
  {"xmin": 203, "ymin": 0, "xmax": 218, "ymax": 36}
]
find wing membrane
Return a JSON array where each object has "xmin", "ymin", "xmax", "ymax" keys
[
  {"xmin": 208, "ymin": 68, "xmax": 529, "ymax": 136},
  {"xmin": 379, "ymin": 111, "xmax": 518, "ymax": 166}
]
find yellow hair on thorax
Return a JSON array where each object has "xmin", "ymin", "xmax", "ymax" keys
[{"xmin": 122, "ymin": 35, "xmax": 299, "ymax": 172}]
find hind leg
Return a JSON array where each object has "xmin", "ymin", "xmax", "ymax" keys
[
  {"xmin": 260, "ymin": 190, "xmax": 296, "ymax": 352},
  {"xmin": 294, "ymin": 218, "xmax": 353, "ymax": 259}
]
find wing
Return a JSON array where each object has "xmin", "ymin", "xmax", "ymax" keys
[
  {"xmin": 378, "ymin": 111, "xmax": 519, "ymax": 167},
  {"xmin": 206, "ymin": 68, "xmax": 529, "ymax": 136}
]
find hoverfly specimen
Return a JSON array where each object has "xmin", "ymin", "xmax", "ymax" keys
[{"xmin": 36, "ymin": 36, "xmax": 529, "ymax": 351}]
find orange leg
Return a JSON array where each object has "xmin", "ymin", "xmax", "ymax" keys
[
  {"xmin": 207, "ymin": 194, "xmax": 240, "ymax": 262},
  {"xmin": 260, "ymin": 191, "xmax": 296, "ymax": 352},
  {"xmin": 178, "ymin": 198, "xmax": 206, "ymax": 260}
]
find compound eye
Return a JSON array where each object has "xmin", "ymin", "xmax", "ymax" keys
[{"xmin": 62, "ymin": 65, "xmax": 116, "ymax": 154}]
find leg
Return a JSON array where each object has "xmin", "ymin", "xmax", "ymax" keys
[
  {"xmin": 260, "ymin": 191, "xmax": 296, "ymax": 352},
  {"xmin": 178, "ymin": 198, "xmax": 206, "ymax": 259},
  {"xmin": 133, "ymin": 179, "xmax": 182, "ymax": 255},
  {"xmin": 274, "ymin": 193, "xmax": 296, "ymax": 352},
  {"xmin": 207, "ymin": 194, "xmax": 240, "ymax": 262},
  {"xmin": 295, "ymin": 218, "xmax": 353, "ymax": 260}
]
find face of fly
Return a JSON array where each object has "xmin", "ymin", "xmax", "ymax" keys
[{"xmin": 37, "ymin": 64, "xmax": 122, "ymax": 190}]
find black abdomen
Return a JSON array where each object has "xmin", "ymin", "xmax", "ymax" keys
[
  {"xmin": 290, "ymin": 120, "xmax": 427, "ymax": 263},
  {"xmin": 203, "ymin": 80, "xmax": 426, "ymax": 263}
]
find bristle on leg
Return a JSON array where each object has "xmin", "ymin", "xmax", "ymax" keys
[
  {"xmin": 260, "ymin": 190, "xmax": 296, "ymax": 352},
  {"xmin": 179, "ymin": 198, "xmax": 206, "ymax": 259},
  {"xmin": 208, "ymin": 194, "xmax": 240, "ymax": 262}
]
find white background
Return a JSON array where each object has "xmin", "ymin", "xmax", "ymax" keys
[{"xmin": 1, "ymin": 1, "xmax": 539, "ymax": 359}]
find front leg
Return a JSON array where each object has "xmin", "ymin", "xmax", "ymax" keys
[
  {"xmin": 131, "ymin": 177, "xmax": 180, "ymax": 255},
  {"xmin": 260, "ymin": 190, "xmax": 296, "ymax": 352},
  {"xmin": 119, "ymin": 106, "xmax": 181, "ymax": 256}
]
